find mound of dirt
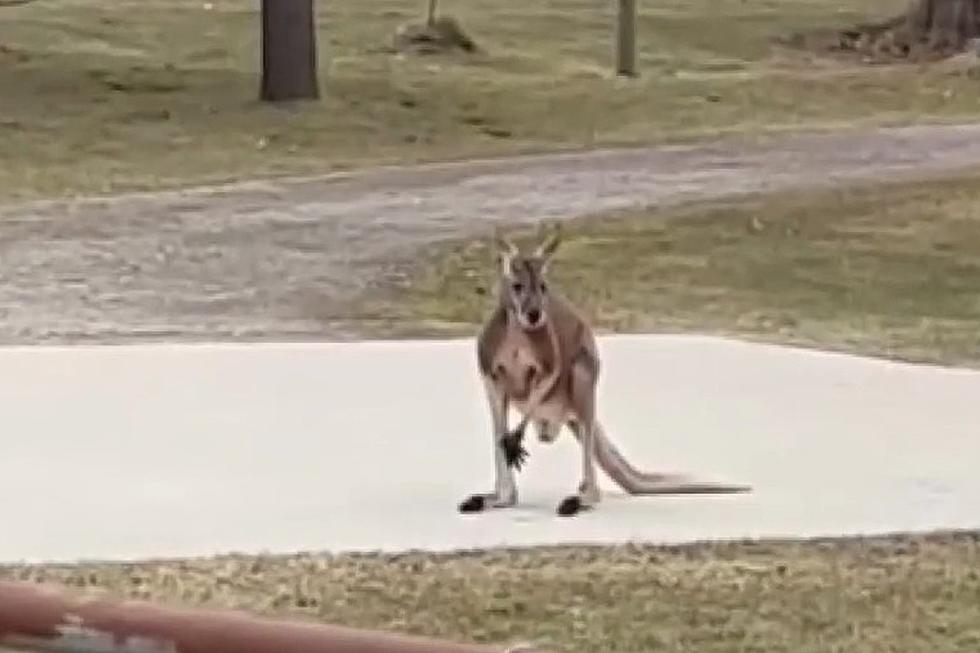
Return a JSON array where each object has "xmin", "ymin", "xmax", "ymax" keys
[
  {"xmin": 783, "ymin": 0, "xmax": 980, "ymax": 63},
  {"xmin": 393, "ymin": 16, "xmax": 477, "ymax": 55}
]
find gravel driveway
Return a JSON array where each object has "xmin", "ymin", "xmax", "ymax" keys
[{"xmin": 3, "ymin": 123, "xmax": 980, "ymax": 344}]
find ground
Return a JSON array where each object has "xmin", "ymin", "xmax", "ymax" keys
[
  {"xmin": 4, "ymin": 0, "xmax": 980, "ymax": 201},
  {"xmin": 3, "ymin": 124, "xmax": 980, "ymax": 348},
  {"xmin": 378, "ymin": 168, "xmax": 980, "ymax": 368},
  {"xmin": 4, "ymin": 532, "xmax": 980, "ymax": 653},
  {"xmin": 4, "ymin": 0, "xmax": 980, "ymax": 651}
]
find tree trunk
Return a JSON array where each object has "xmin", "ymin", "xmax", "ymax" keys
[
  {"xmin": 427, "ymin": 0, "xmax": 438, "ymax": 26},
  {"xmin": 905, "ymin": 0, "xmax": 980, "ymax": 50},
  {"xmin": 616, "ymin": 0, "xmax": 638, "ymax": 76},
  {"xmin": 260, "ymin": 0, "xmax": 319, "ymax": 102},
  {"xmin": 839, "ymin": 0, "xmax": 980, "ymax": 60}
]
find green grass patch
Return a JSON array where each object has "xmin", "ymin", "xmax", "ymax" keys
[
  {"xmin": 360, "ymin": 172, "xmax": 980, "ymax": 368},
  {"xmin": 3, "ymin": 0, "xmax": 980, "ymax": 200},
  {"xmin": 5, "ymin": 532, "xmax": 980, "ymax": 653}
]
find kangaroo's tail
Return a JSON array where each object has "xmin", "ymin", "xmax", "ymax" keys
[{"xmin": 593, "ymin": 423, "xmax": 750, "ymax": 495}]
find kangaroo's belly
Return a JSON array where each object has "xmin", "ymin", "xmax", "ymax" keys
[
  {"xmin": 512, "ymin": 396, "xmax": 569, "ymax": 423},
  {"xmin": 493, "ymin": 350, "xmax": 543, "ymax": 402},
  {"xmin": 492, "ymin": 346, "xmax": 568, "ymax": 423},
  {"xmin": 496, "ymin": 368, "xmax": 533, "ymax": 402}
]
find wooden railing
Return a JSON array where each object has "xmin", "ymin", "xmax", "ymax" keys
[{"xmin": 0, "ymin": 582, "xmax": 548, "ymax": 653}]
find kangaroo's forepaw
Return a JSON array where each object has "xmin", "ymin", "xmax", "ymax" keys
[
  {"xmin": 458, "ymin": 494, "xmax": 487, "ymax": 513},
  {"xmin": 557, "ymin": 495, "xmax": 584, "ymax": 517},
  {"xmin": 502, "ymin": 430, "xmax": 528, "ymax": 470}
]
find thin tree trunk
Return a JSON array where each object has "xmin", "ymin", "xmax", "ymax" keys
[
  {"xmin": 260, "ymin": 0, "xmax": 319, "ymax": 102},
  {"xmin": 427, "ymin": 0, "xmax": 438, "ymax": 26},
  {"xmin": 616, "ymin": 0, "xmax": 637, "ymax": 76}
]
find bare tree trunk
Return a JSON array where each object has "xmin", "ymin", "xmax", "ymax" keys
[
  {"xmin": 858, "ymin": 0, "xmax": 980, "ymax": 59},
  {"xmin": 616, "ymin": 0, "xmax": 637, "ymax": 76},
  {"xmin": 260, "ymin": 0, "xmax": 319, "ymax": 102},
  {"xmin": 905, "ymin": 0, "xmax": 974, "ymax": 47},
  {"xmin": 427, "ymin": 0, "xmax": 438, "ymax": 26}
]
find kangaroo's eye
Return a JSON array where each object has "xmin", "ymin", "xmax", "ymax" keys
[{"xmin": 512, "ymin": 282, "xmax": 523, "ymax": 293}]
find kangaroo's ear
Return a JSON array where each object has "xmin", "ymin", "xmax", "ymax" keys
[
  {"xmin": 533, "ymin": 222, "xmax": 562, "ymax": 262},
  {"xmin": 493, "ymin": 228, "xmax": 520, "ymax": 275}
]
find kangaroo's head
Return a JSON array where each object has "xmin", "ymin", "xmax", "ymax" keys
[{"xmin": 493, "ymin": 226, "xmax": 562, "ymax": 331}]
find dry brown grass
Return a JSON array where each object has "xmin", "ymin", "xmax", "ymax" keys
[
  {"xmin": 361, "ymin": 172, "xmax": 980, "ymax": 368},
  {"xmin": 4, "ymin": 0, "xmax": 980, "ymax": 200},
  {"xmin": 3, "ymin": 532, "xmax": 980, "ymax": 653}
]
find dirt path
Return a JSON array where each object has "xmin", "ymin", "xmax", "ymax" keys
[{"xmin": 3, "ymin": 122, "xmax": 980, "ymax": 344}]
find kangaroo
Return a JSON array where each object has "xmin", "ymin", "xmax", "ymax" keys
[{"xmin": 458, "ymin": 226, "xmax": 750, "ymax": 517}]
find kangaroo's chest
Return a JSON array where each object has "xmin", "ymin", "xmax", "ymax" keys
[
  {"xmin": 492, "ymin": 341, "xmax": 568, "ymax": 423},
  {"xmin": 493, "ymin": 344, "xmax": 546, "ymax": 401}
]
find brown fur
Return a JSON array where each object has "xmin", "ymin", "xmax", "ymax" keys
[{"xmin": 459, "ymin": 227, "xmax": 749, "ymax": 517}]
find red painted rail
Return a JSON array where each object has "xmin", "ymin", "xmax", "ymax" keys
[{"xmin": 0, "ymin": 581, "xmax": 544, "ymax": 653}]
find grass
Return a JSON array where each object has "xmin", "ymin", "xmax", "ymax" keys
[
  {"xmin": 4, "ymin": 532, "xmax": 980, "ymax": 652},
  {"xmin": 4, "ymin": 6, "xmax": 979, "ymax": 650},
  {"xmin": 357, "ymin": 172, "xmax": 980, "ymax": 368},
  {"xmin": 4, "ymin": 0, "xmax": 980, "ymax": 200}
]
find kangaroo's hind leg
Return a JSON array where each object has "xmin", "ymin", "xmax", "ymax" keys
[{"xmin": 557, "ymin": 348, "xmax": 601, "ymax": 517}]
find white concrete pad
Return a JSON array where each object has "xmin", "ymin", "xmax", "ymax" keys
[{"xmin": 2, "ymin": 335, "xmax": 978, "ymax": 563}]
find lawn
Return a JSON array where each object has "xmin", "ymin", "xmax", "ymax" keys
[
  {"xmin": 357, "ymin": 172, "xmax": 980, "ymax": 368},
  {"xmin": 5, "ymin": 531, "xmax": 979, "ymax": 653},
  {"xmin": 4, "ymin": 5, "xmax": 980, "ymax": 652},
  {"xmin": 3, "ymin": 0, "xmax": 980, "ymax": 200}
]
